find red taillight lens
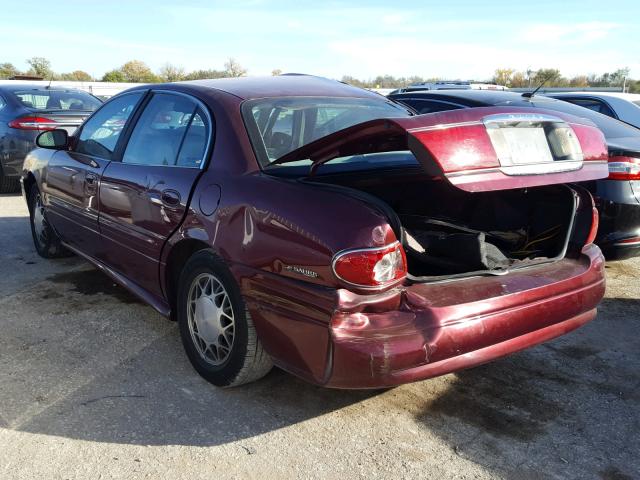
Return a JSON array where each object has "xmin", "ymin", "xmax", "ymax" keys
[
  {"xmin": 332, "ymin": 242, "xmax": 407, "ymax": 288},
  {"xmin": 608, "ymin": 155, "xmax": 640, "ymax": 180},
  {"xmin": 586, "ymin": 206, "xmax": 599, "ymax": 245},
  {"xmin": 8, "ymin": 116, "xmax": 57, "ymax": 131}
]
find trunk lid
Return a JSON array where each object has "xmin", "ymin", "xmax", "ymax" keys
[{"xmin": 273, "ymin": 106, "xmax": 609, "ymax": 192}]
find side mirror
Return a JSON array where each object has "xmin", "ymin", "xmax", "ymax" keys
[{"xmin": 36, "ymin": 129, "xmax": 69, "ymax": 149}]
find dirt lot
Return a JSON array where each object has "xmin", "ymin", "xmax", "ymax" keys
[{"xmin": 0, "ymin": 192, "xmax": 638, "ymax": 480}]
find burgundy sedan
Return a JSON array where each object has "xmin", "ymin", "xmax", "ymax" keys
[{"xmin": 22, "ymin": 76, "xmax": 608, "ymax": 388}]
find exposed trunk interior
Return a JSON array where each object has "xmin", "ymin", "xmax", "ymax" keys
[{"xmin": 309, "ymin": 170, "xmax": 578, "ymax": 281}]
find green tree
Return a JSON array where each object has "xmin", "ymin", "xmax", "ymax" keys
[
  {"xmin": 0, "ymin": 62, "xmax": 19, "ymax": 79},
  {"xmin": 159, "ymin": 63, "xmax": 185, "ymax": 82},
  {"xmin": 271, "ymin": 69, "xmax": 282, "ymax": 76},
  {"xmin": 26, "ymin": 56, "xmax": 53, "ymax": 78},
  {"xmin": 531, "ymin": 68, "xmax": 566, "ymax": 87},
  {"xmin": 59, "ymin": 70, "xmax": 93, "ymax": 81},
  {"xmin": 492, "ymin": 68, "xmax": 514, "ymax": 87},
  {"xmin": 101, "ymin": 69, "xmax": 126, "ymax": 82},
  {"xmin": 183, "ymin": 69, "xmax": 227, "ymax": 80},
  {"xmin": 119, "ymin": 60, "xmax": 160, "ymax": 83},
  {"xmin": 224, "ymin": 58, "xmax": 247, "ymax": 77}
]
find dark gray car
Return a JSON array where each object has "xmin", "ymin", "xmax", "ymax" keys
[{"xmin": 0, "ymin": 84, "xmax": 102, "ymax": 192}]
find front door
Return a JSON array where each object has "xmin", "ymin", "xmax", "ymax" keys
[
  {"xmin": 43, "ymin": 91, "xmax": 144, "ymax": 257},
  {"xmin": 97, "ymin": 92, "xmax": 211, "ymax": 296}
]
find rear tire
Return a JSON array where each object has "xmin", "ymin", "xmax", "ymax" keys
[
  {"xmin": 177, "ymin": 249, "xmax": 273, "ymax": 387},
  {"xmin": 0, "ymin": 175, "xmax": 19, "ymax": 194},
  {"xmin": 28, "ymin": 186, "xmax": 70, "ymax": 258}
]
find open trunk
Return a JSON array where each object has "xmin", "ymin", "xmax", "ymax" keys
[
  {"xmin": 272, "ymin": 106, "xmax": 607, "ymax": 283},
  {"xmin": 311, "ymin": 172, "xmax": 579, "ymax": 280}
]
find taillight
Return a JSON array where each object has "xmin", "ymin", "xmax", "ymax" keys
[
  {"xmin": 608, "ymin": 155, "xmax": 640, "ymax": 180},
  {"xmin": 8, "ymin": 116, "xmax": 57, "ymax": 131},
  {"xmin": 332, "ymin": 242, "xmax": 407, "ymax": 289},
  {"xmin": 586, "ymin": 205, "xmax": 599, "ymax": 245}
]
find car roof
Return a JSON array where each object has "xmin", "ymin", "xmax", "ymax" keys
[{"xmin": 178, "ymin": 75, "xmax": 381, "ymax": 101}]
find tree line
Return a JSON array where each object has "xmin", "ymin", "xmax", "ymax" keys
[
  {"xmin": 342, "ymin": 68, "xmax": 639, "ymax": 92},
  {"xmin": 0, "ymin": 57, "xmax": 253, "ymax": 83},
  {"xmin": 1, "ymin": 57, "xmax": 638, "ymax": 93}
]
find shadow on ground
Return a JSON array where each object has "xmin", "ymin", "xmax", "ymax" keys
[{"xmin": 1, "ymin": 245, "xmax": 639, "ymax": 478}]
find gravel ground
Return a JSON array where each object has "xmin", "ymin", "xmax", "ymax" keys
[{"xmin": 0, "ymin": 192, "xmax": 638, "ymax": 480}]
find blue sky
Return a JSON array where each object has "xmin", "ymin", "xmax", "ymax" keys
[{"xmin": 3, "ymin": 0, "xmax": 639, "ymax": 80}]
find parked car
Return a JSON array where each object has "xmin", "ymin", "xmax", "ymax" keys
[
  {"xmin": 389, "ymin": 89, "xmax": 640, "ymax": 260},
  {"xmin": 0, "ymin": 84, "xmax": 102, "ymax": 193},
  {"xmin": 389, "ymin": 80, "xmax": 507, "ymax": 95},
  {"xmin": 22, "ymin": 76, "xmax": 607, "ymax": 388},
  {"xmin": 546, "ymin": 92, "xmax": 640, "ymax": 130}
]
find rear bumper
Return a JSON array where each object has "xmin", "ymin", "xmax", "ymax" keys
[
  {"xmin": 595, "ymin": 198, "xmax": 640, "ymax": 260},
  {"xmin": 326, "ymin": 244, "xmax": 605, "ymax": 388}
]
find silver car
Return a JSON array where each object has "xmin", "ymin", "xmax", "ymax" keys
[{"xmin": 548, "ymin": 92, "xmax": 640, "ymax": 130}]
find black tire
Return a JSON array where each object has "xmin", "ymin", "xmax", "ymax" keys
[
  {"xmin": 28, "ymin": 186, "xmax": 70, "ymax": 258},
  {"xmin": 177, "ymin": 249, "xmax": 272, "ymax": 387},
  {"xmin": 0, "ymin": 175, "xmax": 20, "ymax": 194}
]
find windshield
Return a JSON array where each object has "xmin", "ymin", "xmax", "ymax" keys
[
  {"xmin": 525, "ymin": 97, "xmax": 640, "ymax": 140},
  {"xmin": 11, "ymin": 89, "xmax": 102, "ymax": 111},
  {"xmin": 242, "ymin": 96, "xmax": 411, "ymax": 167}
]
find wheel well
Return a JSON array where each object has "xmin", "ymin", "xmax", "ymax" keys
[
  {"xmin": 23, "ymin": 173, "xmax": 37, "ymax": 212},
  {"xmin": 165, "ymin": 239, "xmax": 211, "ymax": 321}
]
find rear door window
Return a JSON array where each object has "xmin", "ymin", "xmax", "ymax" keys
[
  {"xmin": 122, "ymin": 93, "xmax": 199, "ymax": 166},
  {"xmin": 75, "ymin": 92, "xmax": 144, "ymax": 160},
  {"xmin": 176, "ymin": 109, "xmax": 211, "ymax": 168},
  {"xmin": 561, "ymin": 98, "xmax": 616, "ymax": 118}
]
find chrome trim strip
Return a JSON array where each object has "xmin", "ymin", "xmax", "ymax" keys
[
  {"xmin": 445, "ymin": 160, "xmax": 608, "ymax": 178},
  {"xmin": 407, "ymin": 120, "xmax": 482, "ymax": 133}
]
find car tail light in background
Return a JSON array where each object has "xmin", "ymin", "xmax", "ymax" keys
[
  {"xmin": 608, "ymin": 155, "xmax": 640, "ymax": 180},
  {"xmin": 8, "ymin": 116, "xmax": 58, "ymax": 131},
  {"xmin": 333, "ymin": 242, "xmax": 407, "ymax": 288}
]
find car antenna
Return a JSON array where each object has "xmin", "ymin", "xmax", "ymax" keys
[
  {"xmin": 522, "ymin": 74, "xmax": 552, "ymax": 98},
  {"xmin": 46, "ymin": 73, "xmax": 54, "ymax": 89}
]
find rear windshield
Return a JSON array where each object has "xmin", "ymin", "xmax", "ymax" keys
[
  {"xmin": 11, "ymin": 89, "xmax": 101, "ymax": 111},
  {"xmin": 242, "ymin": 96, "xmax": 411, "ymax": 168}
]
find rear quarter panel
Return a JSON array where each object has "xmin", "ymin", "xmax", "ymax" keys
[{"xmin": 165, "ymin": 169, "xmax": 398, "ymax": 382}]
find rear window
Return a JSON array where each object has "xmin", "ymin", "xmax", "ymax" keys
[
  {"xmin": 11, "ymin": 89, "xmax": 101, "ymax": 111},
  {"xmin": 242, "ymin": 96, "xmax": 411, "ymax": 168}
]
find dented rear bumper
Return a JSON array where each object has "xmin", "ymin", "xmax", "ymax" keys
[{"xmin": 325, "ymin": 244, "xmax": 605, "ymax": 388}]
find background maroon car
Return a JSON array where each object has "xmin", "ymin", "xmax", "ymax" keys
[{"xmin": 22, "ymin": 75, "xmax": 608, "ymax": 388}]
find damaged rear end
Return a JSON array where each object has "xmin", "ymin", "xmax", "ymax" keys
[{"xmin": 270, "ymin": 107, "xmax": 608, "ymax": 388}]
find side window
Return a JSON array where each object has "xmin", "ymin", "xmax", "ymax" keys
[
  {"xmin": 176, "ymin": 108, "xmax": 211, "ymax": 168},
  {"xmin": 0, "ymin": 96, "xmax": 5, "ymax": 111},
  {"xmin": 122, "ymin": 93, "xmax": 196, "ymax": 166},
  {"xmin": 402, "ymin": 99, "xmax": 461, "ymax": 114},
  {"xmin": 568, "ymin": 99, "xmax": 616, "ymax": 118},
  {"xmin": 75, "ymin": 92, "xmax": 143, "ymax": 160}
]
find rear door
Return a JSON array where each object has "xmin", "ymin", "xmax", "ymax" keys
[
  {"xmin": 97, "ymin": 91, "xmax": 212, "ymax": 296},
  {"xmin": 43, "ymin": 91, "xmax": 144, "ymax": 258}
]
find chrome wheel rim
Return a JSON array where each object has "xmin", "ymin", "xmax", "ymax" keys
[
  {"xmin": 32, "ymin": 193, "xmax": 49, "ymax": 248},
  {"xmin": 187, "ymin": 273, "xmax": 235, "ymax": 366}
]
